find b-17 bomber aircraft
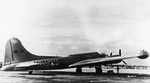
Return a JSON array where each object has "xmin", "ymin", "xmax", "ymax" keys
[{"xmin": 1, "ymin": 38, "xmax": 149, "ymax": 74}]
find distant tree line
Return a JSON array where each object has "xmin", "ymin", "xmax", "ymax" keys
[{"xmin": 103, "ymin": 65, "xmax": 150, "ymax": 70}]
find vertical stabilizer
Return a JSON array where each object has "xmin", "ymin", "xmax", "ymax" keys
[
  {"xmin": 4, "ymin": 37, "xmax": 59, "ymax": 66},
  {"xmin": 4, "ymin": 38, "xmax": 34, "ymax": 65}
]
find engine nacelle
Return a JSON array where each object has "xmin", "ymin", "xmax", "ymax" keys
[{"xmin": 138, "ymin": 50, "xmax": 149, "ymax": 59}]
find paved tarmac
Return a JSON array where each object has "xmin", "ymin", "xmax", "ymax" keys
[{"xmin": 0, "ymin": 69, "xmax": 150, "ymax": 83}]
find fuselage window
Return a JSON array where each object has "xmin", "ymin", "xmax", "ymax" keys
[
  {"xmin": 51, "ymin": 62, "xmax": 54, "ymax": 65},
  {"xmin": 46, "ymin": 60, "xmax": 48, "ymax": 63},
  {"xmin": 49, "ymin": 62, "xmax": 51, "ymax": 66},
  {"xmin": 34, "ymin": 61, "xmax": 38, "ymax": 63}
]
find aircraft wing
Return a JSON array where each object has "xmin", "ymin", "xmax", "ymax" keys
[{"xmin": 69, "ymin": 51, "xmax": 149, "ymax": 67}]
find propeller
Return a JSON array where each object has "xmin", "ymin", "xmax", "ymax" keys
[
  {"xmin": 110, "ymin": 52, "xmax": 112, "ymax": 57},
  {"xmin": 110, "ymin": 49, "xmax": 127, "ymax": 65},
  {"xmin": 109, "ymin": 49, "xmax": 121, "ymax": 57},
  {"xmin": 119, "ymin": 49, "xmax": 121, "ymax": 56},
  {"xmin": 122, "ymin": 60, "xmax": 127, "ymax": 65},
  {"xmin": 119, "ymin": 49, "xmax": 127, "ymax": 65}
]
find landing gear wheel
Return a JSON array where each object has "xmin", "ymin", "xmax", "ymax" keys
[
  {"xmin": 95, "ymin": 66, "xmax": 102, "ymax": 74},
  {"xmin": 76, "ymin": 67, "xmax": 82, "ymax": 73},
  {"xmin": 29, "ymin": 70, "xmax": 33, "ymax": 74}
]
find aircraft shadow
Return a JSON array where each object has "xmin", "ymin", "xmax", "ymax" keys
[{"xmin": 19, "ymin": 70, "xmax": 150, "ymax": 77}]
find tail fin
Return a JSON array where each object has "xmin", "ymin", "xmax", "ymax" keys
[{"xmin": 4, "ymin": 38, "xmax": 35, "ymax": 65}]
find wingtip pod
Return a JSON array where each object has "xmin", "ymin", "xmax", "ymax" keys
[{"xmin": 138, "ymin": 50, "xmax": 149, "ymax": 59}]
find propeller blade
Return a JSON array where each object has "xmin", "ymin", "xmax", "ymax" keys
[
  {"xmin": 119, "ymin": 49, "xmax": 121, "ymax": 56},
  {"xmin": 110, "ymin": 52, "xmax": 112, "ymax": 56},
  {"xmin": 122, "ymin": 60, "xmax": 127, "ymax": 65}
]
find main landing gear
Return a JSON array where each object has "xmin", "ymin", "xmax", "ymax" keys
[
  {"xmin": 76, "ymin": 67, "xmax": 82, "ymax": 73},
  {"xmin": 95, "ymin": 65, "xmax": 102, "ymax": 74},
  {"xmin": 76, "ymin": 66, "xmax": 103, "ymax": 74},
  {"xmin": 28, "ymin": 70, "xmax": 33, "ymax": 74},
  {"xmin": 116, "ymin": 65, "xmax": 119, "ymax": 73}
]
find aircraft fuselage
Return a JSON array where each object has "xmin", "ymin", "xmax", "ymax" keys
[{"xmin": 1, "ymin": 52, "xmax": 122, "ymax": 71}]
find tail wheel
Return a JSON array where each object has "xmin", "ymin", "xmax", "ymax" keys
[{"xmin": 76, "ymin": 67, "xmax": 82, "ymax": 73}]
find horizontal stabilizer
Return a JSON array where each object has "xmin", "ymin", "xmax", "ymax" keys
[{"xmin": 16, "ymin": 61, "xmax": 39, "ymax": 68}]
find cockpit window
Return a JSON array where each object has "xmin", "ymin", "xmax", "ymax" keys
[{"xmin": 101, "ymin": 53, "xmax": 108, "ymax": 57}]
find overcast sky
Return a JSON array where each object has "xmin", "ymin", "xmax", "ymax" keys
[{"xmin": 0, "ymin": 0, "xmax": 150, "ymax": 65}]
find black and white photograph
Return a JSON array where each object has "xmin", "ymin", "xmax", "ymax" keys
[{"xmin": 0, "ymin": 0, "xmax": 150, "ymax": 83}]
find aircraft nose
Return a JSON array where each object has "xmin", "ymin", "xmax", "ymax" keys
[{"xmin": 138, "ymin": 50, "xmax": 149, "ymax": 59}]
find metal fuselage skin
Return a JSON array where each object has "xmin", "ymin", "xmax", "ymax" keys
[
  {"xmin": 1, "ymin": 38, "xmax": 149, "ymax": 71},
  {"xmin": 1, "ymin": 38, "xmax": 123, "ymax": 71},
  {"xmin": 1, "ymin": 52, "xmax": 121, "ymax": 71}
]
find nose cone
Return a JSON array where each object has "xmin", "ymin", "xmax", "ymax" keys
[{"xmin": 138, "ymin": 50, "xmax": 149, "ymax": 59}]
